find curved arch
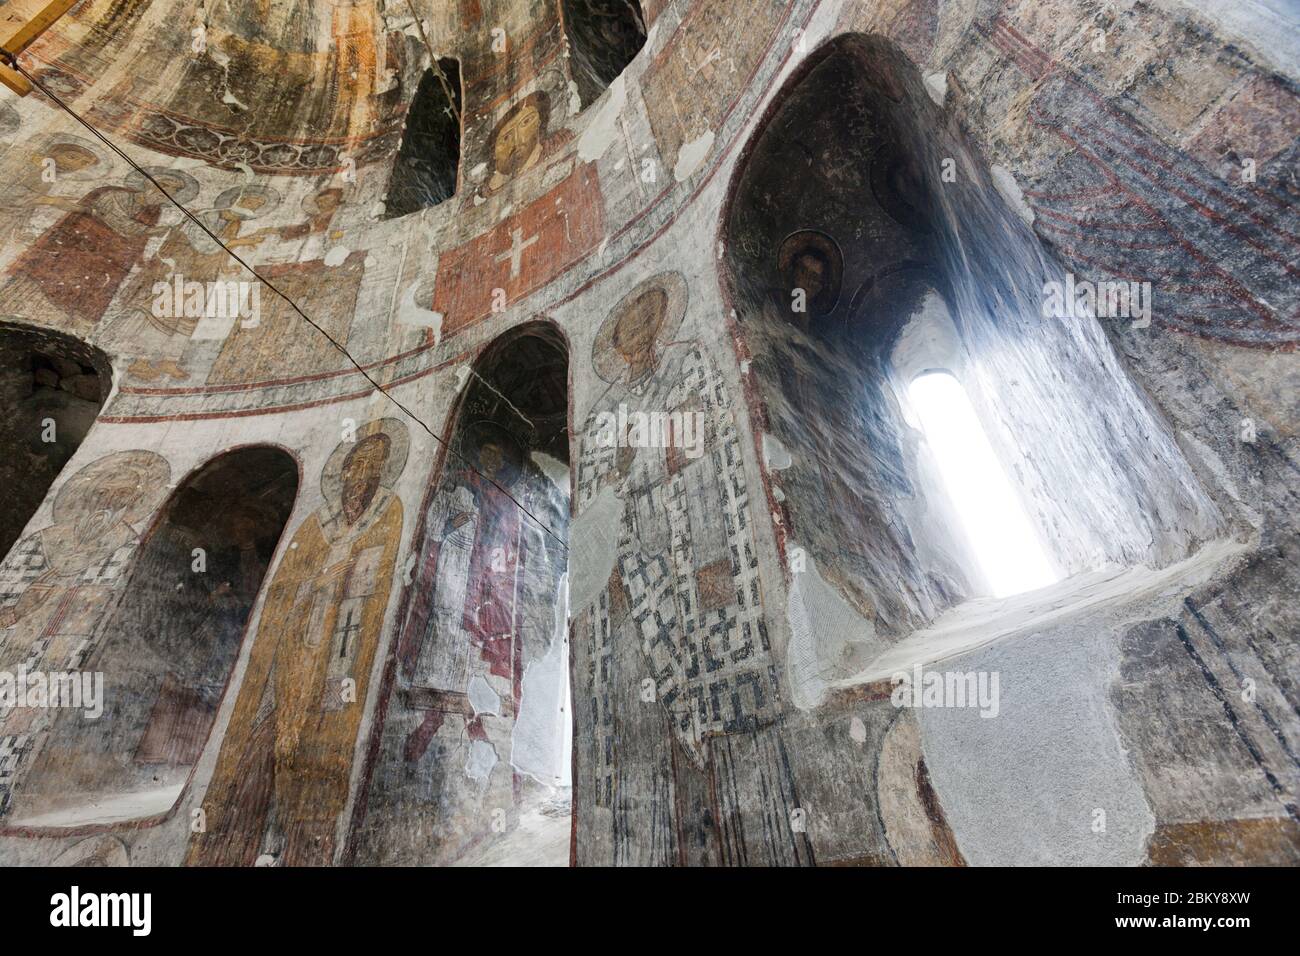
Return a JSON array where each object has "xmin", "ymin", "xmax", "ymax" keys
[
  {"xmin": 561, "ymin": 0, "xmax": 648, "ymax": 108},
  {"xmin": 0, "ymin": 321, "xmax": 113, "ymax": 561},
  {"xmin": 718, "ymin": 29, "xmax": 1219, "ymax": 649},
  {"xmin": 1, "ymin": 444, "xmax": 299, "ymax": 833},
  {"xmin": 382, "ymin": 57, "xmax": 464, "ymax": 219},
  {"xmin": 350, "ymin": 320, "xmax": 573, "ymax": 865}
]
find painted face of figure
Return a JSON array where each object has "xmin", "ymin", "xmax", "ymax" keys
[
  {"xmin": 72, "ymin": 473, "xmax": 144, "ymax": 545},
  {"xmin": 792, "ymin": 251, "xmax": 827, "ymax": 301},
  {"xmin": 340, "ymin": 435, "xmax": 389, "ymax": 524},
  {"xmin": 612, "ymin": 289, "xmax": 668, "ymax": 372},
  {"xmin": 223, "ymin": 192, "xmax": 268, "ymax": 220},
  {"xmin": 313, "ymin": 189, "xmax": 342, "ymax": 215},
  {"xmin": 478, "ymin": 442, "xmax": 505, "ymax": 479},
  {"xmin": 493, "ymin": 103, "xmax": 542, "ymax": 177},
  {"xmin": 152, "ymin": 173, "xmax": 189, "ymax": 198},
  {"xmin": 46, "ymin": 144, "xmax": 96, "ymax": 175}
]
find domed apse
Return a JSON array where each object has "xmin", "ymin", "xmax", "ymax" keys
[
  {"xmin": 562, "ymin": 0, "xmax": 647, "ymax": 107},
  {"xmin": 722, "ymin": 34, "xmax": 1222, "ymax": 646},
  {"xmin": 383, "ymin": 58, "xmax": 463, "ymax": 219},
  {"xmin": 2, "ymin": 446, "xmax": 298, "ymax": 829},
  {"xmin": 0, "ymin": 325, "xmax": 110, "ymax": 561},
  {"xmin": 353, "ymin": 322, "xmax": 571, "ymax": 865}
]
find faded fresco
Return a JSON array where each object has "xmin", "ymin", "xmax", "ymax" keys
[
  {"xmin": 0, "ymin": 450, "xmax": 171, "ymax": 820},
  {"xmin": 570, "ymin": 272, "xmax": 809, "ymax": 865},
  {"xmin": 0, "ymin": 0, "xmax": 1293, "ymax": 868},
  {"xmin": 8, "ymin": 447, "xmax": 297, "ymax": 828},
  {"xmin": 353, "ymin": 328, "xmax": 570, "ymax": 865},
  {"xmin": 188, "ymin": 420, "xmax": 405, "ymax": 865}
]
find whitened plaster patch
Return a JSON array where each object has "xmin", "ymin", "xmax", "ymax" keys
[
  {"xmin": 569, "ymin": 486, "xmax": 622, "ymax": 612},
  {"xmin": 923, "ymin": 72, "xmax": 948, "ymax": 106},
  {"xmin": 512, "ymin": 574, "xmax": 572, "ymax": 786},
  {"xmin": 468, "ymin": 675, "xmax": 501, "ymax": 717},
  {"xmin": 917, "ymin": 625, "xmax": 1155, "ymax": 865},
  {"xmin": 578, "ymin": 75, "xmax": 628, "ymax": 162},
  {"xmin": 849, "ymin": 715, "xmax": 867, "ymax": 744},
  {"xmin": 466, "ymin": 739, "xmax": 498, "ymax": 784},
  {"xmin": 674, "ymin": 131, "xmax": 714, "ymax": 183},
  {"xmin": 762, "ymin": 433, "xmax": 793, "ymax": 470},
  {"xmin": 991, "ymin": 164, "xmax": 1035, "ymax": 226},
  {"xmin": 529, "ymin": 451, "xmax": 570, "ymax": 496},
  {"xmin": 786, "ymin": 554, "xmax": 883, "ymax": 710}
]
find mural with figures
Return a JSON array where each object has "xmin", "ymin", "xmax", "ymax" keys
[
  {"xmin": 0, "ymin": 0, "xmax": 1292, "ymax": 873},
  {"xmin": 353, "ymin": 327, "xmax": 570, "ymax": 865}
]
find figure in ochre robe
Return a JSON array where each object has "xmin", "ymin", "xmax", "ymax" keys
[{"xmin": 188, "ymin": 421, "xmax": 408, "ymax": 866}]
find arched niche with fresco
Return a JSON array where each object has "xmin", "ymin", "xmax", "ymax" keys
[
  {"xmin": 1, "ymin": 446, "xmax": 298, "ymax": 829},
  {"xmin": 352, "ymin": 321, "xmax": 572, "ymax": 865},
  {"xmin": 721, "ymin": 34, "xmax": 1223, "ymax": 673}
]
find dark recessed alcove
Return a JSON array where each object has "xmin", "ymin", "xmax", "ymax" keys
[
  {"xmin": 383, "ymin": 58, "xmax": 463, "ymax": 219},
  {"xmin": 563, "ymin": 0, "xmax": 647, "ymax": 107},
  {"xmin": 0, "ymin": 324, "xmax": 111, "ymax": 561},
  {"xmin": 5, "ymin": 446, "xmax": 298, "ymax": 828}
]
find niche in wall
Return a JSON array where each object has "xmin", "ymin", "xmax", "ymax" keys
[
  {"xmin": 352, "ymin": 322, "xmax": 571, "ymax": 865},
  {"xmin": 383, "ymin": 58, "xmax": 463, "ymax": 219},
  {"xmin": 562, "ymin": 0, "xmax": 647, "ymax": 107},
  {"xmin": 4, "ymin": 446, "xmax": 298, "ymax": 828},
  {"xmin": 0, "ymin": 324, "xmax": 110, "ymax": 561},
  {"xmin": 721, "ymin": 34, "xmax": 1225, "ymax": 661}
]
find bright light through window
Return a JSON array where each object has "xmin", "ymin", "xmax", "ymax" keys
[{"xmin": 909, "ymin": 371, "xmax": 1060, "ymax": 598}]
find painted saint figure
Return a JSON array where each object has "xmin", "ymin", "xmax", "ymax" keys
[
  {"xmin": 572, "ymin": 272, "xmax": 803, "ymax": 864},
  {"xmin": 775, "ymin": 229, "xmax": 843, "ymax": 331},
  {"xmin": 188, "ymin": 420, "xmax": 407, "ymax": 866},
  {"xmin": 401, "ymin": 424, "xmax": 524, "ymax": 690},
  {"xmin": 0, "ymin": 138, "xmax": 101, "ymax": 259},
  {"xmin": 1, "ymin": 168, "xmax": 197, "ymax": 332},
  {"xmin": 478, "ymin": 90, "xmax": 571, "ymax": 198},
  {"xmin": 112, "ymin": 184, "xmax": 281, "ymax": 382},
  {"xmin": 0, "ymin": 451, "xmax": 171, "ymax": 819}
]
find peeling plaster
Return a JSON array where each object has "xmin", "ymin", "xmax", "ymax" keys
[
  {"xmin": 577, "ymin": 75, "xmax": 628, "ymax": 162},
  {"xmin": 673, "ymin": 130, "xmax": 714, "ymax": 182},
  {"xmin": 569, "ymin": 485, "xmax": 622, "ymax": 612}
]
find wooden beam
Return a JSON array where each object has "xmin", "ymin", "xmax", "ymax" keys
[
  {"xmin": 1, "ymin": 0, "xmax": 79, "ymax": 54},
  {"xmin": 0, "ymin": 58, "xmax": 31, "ymax": 95},
  {"xmin": 0, "ymin": 0, "xmax": 83, "ymax": 96}
]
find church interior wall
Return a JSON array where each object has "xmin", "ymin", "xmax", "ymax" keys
[{"xmin": 0, "ymin": 0, "xmax": 1294, "ymax": 866}]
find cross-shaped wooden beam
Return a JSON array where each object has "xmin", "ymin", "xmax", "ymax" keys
[{"xmin": 0, "ymin": 0, "xmax": 83, "ymax": 96}]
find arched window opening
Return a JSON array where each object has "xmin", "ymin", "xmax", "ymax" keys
[
  {"xmin": 382, "ymin": 58, "xmax": 462, "ymax": 219},
  {"xmin": 562, "ymin": 0, "xmax": 647, "ymax": 108},
  {"xmin": 908, "ymin": 371, "xmax": 1057, "ymax": 598},
  {"xmin": 0, "ymin": 325, "xmax": 110, "ymax": 560},
  {"xmin": 3, "ymin": 447, "xmax": 298, "ymax": 828},
  {"xmin": 353, "ymin": 322, "xmax": 572, "ymax": 865},
  {"xmin": 722, "ymin": 34, "xmax": 1221, "ymax": 661}
]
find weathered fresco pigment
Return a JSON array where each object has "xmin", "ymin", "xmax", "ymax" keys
[{"xmin": 0, "ymin": 0, "xmax": 1293, "ymax": 867}]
